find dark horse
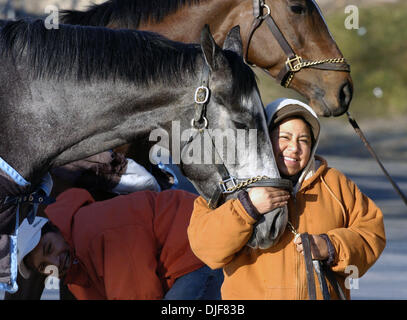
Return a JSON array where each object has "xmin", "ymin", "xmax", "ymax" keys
[
  {"xmin": 0, "ymin": 20, "xmax": 284, "ymax": 297},
  {"xmin": 61, "ymin": 0, "xmax": 353, "ymax": 116}
]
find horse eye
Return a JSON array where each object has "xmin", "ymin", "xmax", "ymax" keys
[
  {"xmin": 232, "ymin": 121, "xmax": 249, "ymax": 130},
  {"xmin": 290, "ymin": 5, "xmax": 306, "ymax": 14}
]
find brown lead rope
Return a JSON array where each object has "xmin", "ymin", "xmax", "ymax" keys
[{"xmin": 346, "ymin": 112, "xmax": 407, "ymax": 207}]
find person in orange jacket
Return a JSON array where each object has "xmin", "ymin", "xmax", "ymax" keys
[
  {"xmin": 17, "ymin": 188, "xmax": 223, "ymax": 300},
  {"xmin": 187, "ymin": 98, "xmax": 386, "ymax": 300}
]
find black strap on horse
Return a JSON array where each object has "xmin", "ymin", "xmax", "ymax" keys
[
  {"xmin": 3, "ymin": 190, "xmax": 55, "ymax": 225},
  {"xmin": 186, "ymin": 60, "xmax": 292, "ymax": 209},
  {"xmin": 245, "ymin": 0, "xmax": 350, "ymax": 88},
  {"xmin": 346, "ymin": 112, "xmax": 407, "ymax": 207},
  {"xmin": 300, "ymin": 232, "xmax": 346, "ymax": 300}
]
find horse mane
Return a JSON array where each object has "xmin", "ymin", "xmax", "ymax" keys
[
  {"xmin": 223, "ymin": 50, "xmax": 259, "ymax": 101},
  {"xmin": 0, "ymin": 19, "xmax": 257, "ymax": 100},
  {"xmin": 0, "ymin": 19, "xmax": 200, "ymax": 84},
  {"xmin": 61, "ymin": 0, "xmax": 205, "ymax": 28},
  {"xmin": 0, "ymin": 19, "xmax": 8, "ymax": 28}
]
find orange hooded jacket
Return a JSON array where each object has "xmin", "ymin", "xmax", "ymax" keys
[
  {"xmin": 45, "ymin": 188, "xmax": 203, "ymax": 300},
  {"xmin": 187, "ymin": 156, "xmax": 386, "ymax": 300}
]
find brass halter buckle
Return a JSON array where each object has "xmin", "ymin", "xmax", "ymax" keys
[
  {"xmin": 190, "ymin": 117, "xmax": 208, "ymax": 129},
  {"xmin": 286, "ymin": 55, "xmax": 303, "ymax": 72},
  {"xmin": 260, "ymin": 3, "xmax": 271, "ymax": 19},
  {"xmin": 194, "ymin": 86, "xmax": 209, "ymax": 104}
]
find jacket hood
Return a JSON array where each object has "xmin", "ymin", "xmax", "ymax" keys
[
  {"xmin": 265, "ymin": 98, "xmax": 321, "ymax": 194},
  {"xmin": 44, "ymin": 188, "xmax": 95, "ymax": 246}
]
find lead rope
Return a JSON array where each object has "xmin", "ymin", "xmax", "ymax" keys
[
  {"xmin": 288, "ymin": 220, "xmax": 318, "ymax": 300},
  {"xmin": 346, "ymin": 112, "xmax": 407, "ymax": 207},
  {"xmin": 287, "ymin": 221, "xmax": 345, "ymax": 300}
]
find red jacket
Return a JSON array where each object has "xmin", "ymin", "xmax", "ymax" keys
[{"xmin": 45, "ymin": 188, "xmax": 203, "ymax": 300}]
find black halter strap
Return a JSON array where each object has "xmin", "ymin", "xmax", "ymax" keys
[{"xmin": 185, "ymin": 61, "xmax": 292, "ymax": 209}]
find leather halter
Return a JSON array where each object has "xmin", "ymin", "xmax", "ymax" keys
[
  {"xmin": 245, "ymin": 0, "xmax": 351, "ymax": 88},
  {"xmin": 184, "ymin": 60, "xmax": 292, "ymax": 209}
]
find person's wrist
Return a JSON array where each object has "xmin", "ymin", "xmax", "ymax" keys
[
  {"xmin": 237, "ymin": 190, "xmax": 262, "ymax": 221},
  {"xmin": 319, "ymin": 234, "xmax": 336, "ymax": 266}
]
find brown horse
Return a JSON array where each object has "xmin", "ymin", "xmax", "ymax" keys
[{"xmin": 62, "ymin": 0, "xmax": 353, "ymax": 117}]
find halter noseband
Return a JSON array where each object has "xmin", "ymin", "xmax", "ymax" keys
[
  {"xmin": 185, "ymin": 60, "xmax": 292, "ymax": 209},
  {"xmin": 245, "ymin": 0, "xmax": 351, "ymax": 88}
]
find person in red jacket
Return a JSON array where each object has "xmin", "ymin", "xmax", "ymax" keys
[{"xmin": 16, "ymin": 188, "xmax": 223, "ymax": 300}]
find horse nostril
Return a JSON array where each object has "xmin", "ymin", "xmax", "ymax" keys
[{"xmin": 339, "ymin": 80, "xmax": 353, "ymax": 111}]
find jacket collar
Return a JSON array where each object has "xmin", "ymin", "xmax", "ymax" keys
[{"xmin": 297, "ymin": 155, "xmax": 327, "ymax": 192}]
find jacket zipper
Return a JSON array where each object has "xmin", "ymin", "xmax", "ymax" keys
[{"xmin": 291, "ymin": 195, "xmax": 301, "ymax": 300}]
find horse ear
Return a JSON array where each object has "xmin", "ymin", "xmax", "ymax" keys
[
  {"xmin": 200, "ymin": 24, "xmax": 222, "ymax": 71},
  {"xmin": 223, "ymin": 25, "xmax": 243, "ymax": 57}
]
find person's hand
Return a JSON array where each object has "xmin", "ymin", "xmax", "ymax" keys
[
  {"xmin": 247, "ymin": 187, "xmax": 291, "ymax": 214},
  {"xmin": 293, "ymin": 234, "xmax": 329, "ymax": 260}
]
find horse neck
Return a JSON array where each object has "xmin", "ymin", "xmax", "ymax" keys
[
  {"xmin": 1, "ymin": 76, "xmax": 196, "ymax": 183},
  {"xmin": 135, "ymin": 0, "xmax": 243, "ymax": 42}
]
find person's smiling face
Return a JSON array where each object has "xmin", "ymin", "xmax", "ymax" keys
[
  {"xmin": 271, "ymin": 117, "xmax": 312, "ymax": 177},
  {"xmin": 25, "ymin": 231, "xmax": 72, "ymax": 279}
]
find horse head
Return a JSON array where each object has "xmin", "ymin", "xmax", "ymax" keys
[
  {"xmin": 152, "ymin": 25, "xmax": 289, "ymax": 249},
  {"xmin": 229, "ymin": 0, "xmax": 353, "ymax": 116},
  {"xmin": 155, "ymin": 25, "xmax": 278, "ymax": 206}
]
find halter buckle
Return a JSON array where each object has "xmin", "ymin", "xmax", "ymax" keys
[
  {"xmin": 219, "ymin": 176, "xmax": 238, "ymax": 193},
  {"xmin": 286, "ymin": 55, "xmax": 303, "ymax": 72},
  {"xmin": 260, "ymin": 3, "xmax": 271, "ymax": 20},
  {"xmin": 190, "ymin": 117, "xmax": 208, "ymax": 129},
  {"xmin": 194, "ymin": 86, "xmax": 209, "ymax": 104}
]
